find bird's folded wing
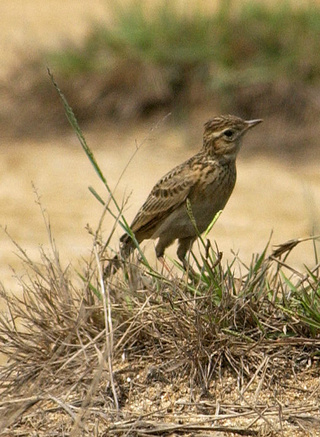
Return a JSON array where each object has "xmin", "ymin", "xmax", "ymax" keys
[{"xmin": 128, "ymin": 163, "xmax": 199, "ymax": 235}]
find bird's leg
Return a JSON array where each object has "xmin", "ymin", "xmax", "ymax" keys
[
  {"xmin": 155, "ymin": 238, "xmax": 175, "ymax": 276},
  {"xmin": 177, "ymin": 237, "xmax": 196, "ymax": 274},
  {"xmin": 157, "ymin": 256, "xmax": 174, "ymax": 275}
]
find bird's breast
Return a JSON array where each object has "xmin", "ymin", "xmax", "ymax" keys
[{"xmin": 189, "ymin": 163, "xmax": 236, "ymax": 232}]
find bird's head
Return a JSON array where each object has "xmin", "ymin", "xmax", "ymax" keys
[{"xmin": 203, "ymin": 115, "xmax": 262, "ymax": 160}]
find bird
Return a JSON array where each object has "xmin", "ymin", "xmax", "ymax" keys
[{"xmin": 105, "ymin": 114, "xmax": 262, "ymax": 276}]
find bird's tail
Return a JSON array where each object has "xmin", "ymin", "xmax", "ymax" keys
[{"xmin": 103, "ymin": 235, "xmax": 135, "ymax": 278}]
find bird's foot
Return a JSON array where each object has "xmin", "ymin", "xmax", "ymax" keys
[
  {"xmin": 182, "ymin": 259, "xmax": 197, "ymax": 278},
  {"xmin": 158, "ymin": 256, "xmax": 175, "ymax": 277}
]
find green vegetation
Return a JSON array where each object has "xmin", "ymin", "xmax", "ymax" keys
[{"xmin": 49, "ymin": 0, "xmax": 320, "ymax": 88}]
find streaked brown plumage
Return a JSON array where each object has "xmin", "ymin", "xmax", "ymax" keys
[{"xmin": 105, "ymin": 115, "xmax": 262, "ymax": 276}]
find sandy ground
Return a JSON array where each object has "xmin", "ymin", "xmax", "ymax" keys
[{"xmin": 0, "ymin": 0, "xmax": 108, "ymax": 79}]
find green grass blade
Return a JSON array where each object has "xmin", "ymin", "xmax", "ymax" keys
[
  {"xmin": 88, "ymin": 186, "xmax": 106, "ymax": 206},
  {"xmin": 204, "ymin": 210, "xmax": 222, "ymax": 238},
  {"xmin": 48, "ymin": 68, "xmax": 133, "ymax": 237},
  {"xmin": 48, "ymin": 68, "xmax": 107, "ymax": 186}
]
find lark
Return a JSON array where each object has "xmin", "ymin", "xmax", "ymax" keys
[{"xmin": 105, "ymin": 115, "xmax": 262, "ymax": 276}]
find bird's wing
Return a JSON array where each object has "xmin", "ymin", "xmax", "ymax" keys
[{"xmin": 124, "ymin": 158, "xmax": 200, "ymax": 238}]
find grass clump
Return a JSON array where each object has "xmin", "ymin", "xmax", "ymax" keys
[
  {"xmin": 51, "ymin": 1, "xmax": 320, "ymax": 83},
  {"xmin": 0, "ymin": 218, "xmax": 320, "ymax": 435}
]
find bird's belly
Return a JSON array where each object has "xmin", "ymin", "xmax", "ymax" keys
[
  {"xmin": 152, "ymin": 186, "xmax": 233, "ymax": 240},
  {"xmin": 151, "ymin": 206, "xmax": 198, "ymax": 240},
  {"xmin": 189, "ymin": 197, "xmax": 228, "ymax": 233}
]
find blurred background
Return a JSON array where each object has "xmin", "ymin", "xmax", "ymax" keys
[{"xmin": 0, "ymin": 0, "xmax": 320, "ymax": 290}]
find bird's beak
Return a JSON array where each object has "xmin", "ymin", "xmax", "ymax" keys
[{"xmin": 244, "ymin": 119, "xmax": 263, "ymax": 130}]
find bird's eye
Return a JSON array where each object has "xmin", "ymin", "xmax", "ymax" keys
[{"xmin": 223, "ymin": 129, "xmax": 234, "ymax": 138}]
